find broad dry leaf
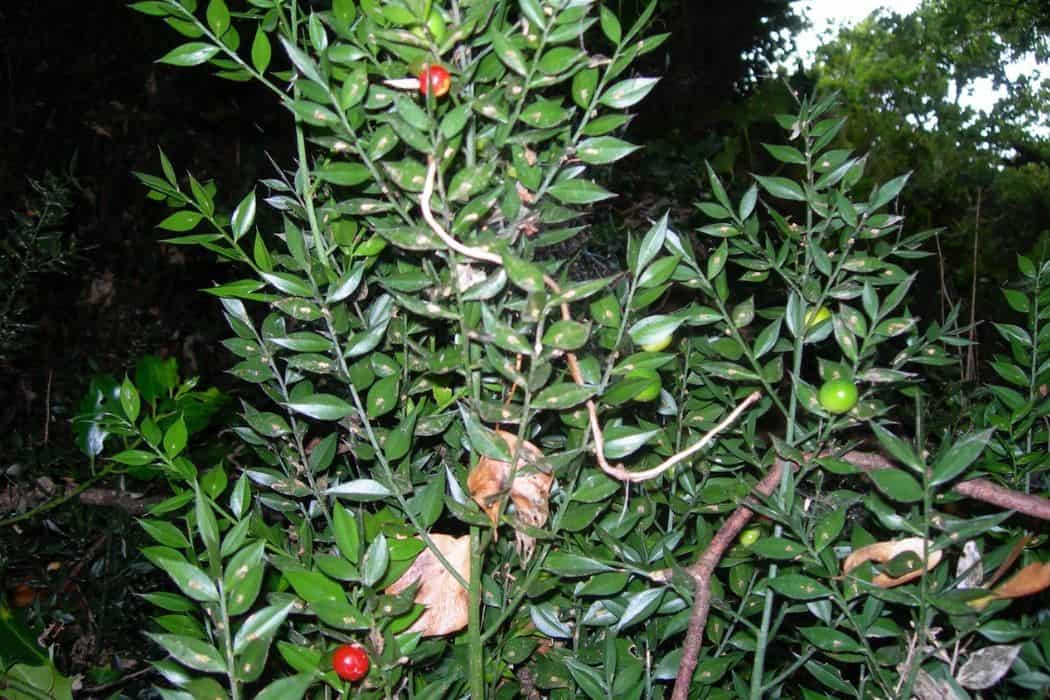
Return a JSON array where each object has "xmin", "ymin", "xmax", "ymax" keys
[
  {"xmin": 467, "ymin": 430, "xmax": 553, "ymax": 560},
  {"xmin": 843, "ymin": 537, "xmax": 942, "ymax": 588},
  {"xmin": 989, "ymin": 561, "xmax": 1050, "ymax": 599},
  {"xmin": 911, "ymin": 669, "xmax": 963, "ymax": 700},
  {"xmin": 967, "ymin": 561, "xmax": 1050, "ymax": 612},
  {"xmin": 956, "ymin": 644, "xmax": 1021, "ymax": 690},
  {"xmin": 385, "ymin": 534, "xmax": 470, "ymax": 637}
]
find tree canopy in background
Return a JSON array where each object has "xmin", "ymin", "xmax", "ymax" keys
[{"xmin": 811, "ymin": 0, "xmax": 1050, "ymax": 323}]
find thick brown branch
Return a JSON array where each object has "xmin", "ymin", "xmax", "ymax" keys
[
  {"xmin": 672, "ymin": 459, "xmax": 784, "ymax": 700},
  {"xmin": 670, "ymin": 451, "xmax": 1050, "ymax": 700},
  {"xmin": 839, "ymin": 450, "xmax": 1050, "ymax": 521}
]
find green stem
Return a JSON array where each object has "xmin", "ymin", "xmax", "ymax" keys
[
  {"xmin": 0, "ymin": 463, "xmax": 116, "ymax": 529},
  {"xmin": 217, "ymin": 580, "xmax": 242, "ymax": 700},
  {"xmin": 468, "ymin": 526, "xmax": 486, "ymax": 699}
]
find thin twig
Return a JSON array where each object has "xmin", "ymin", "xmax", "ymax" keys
[
  {"xmin": 965, "ymin": 188, "xmax": 982, "ymax": 382},
  {"xmin": 43, "ymin": 369, "xmax": 52, "ymax": 445}
]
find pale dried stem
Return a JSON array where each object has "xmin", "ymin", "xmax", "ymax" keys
[{"xmin": 420, "ymin": 158, "xmax": 501, "ymax": 265}]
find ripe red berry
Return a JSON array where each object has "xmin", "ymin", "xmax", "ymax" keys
[
  {"xmin": 332, "ymin": 643, "xmax": 370, "ymax": 682},
  {"xmin": 418, "ymin": 64, "xmax": 451, "ymax": 98}
]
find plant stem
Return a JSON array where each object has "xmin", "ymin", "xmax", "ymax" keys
[
  {"xmin": 217, "ymin": 581, "xmax": 241, "ymax": 700},
  {"xmin": 0, "ymin": 463, "xmax": 116, "ymax": 529},
  {"xmin": 468, "ymin": 525, "xmax": 486, "ymax": 699}
]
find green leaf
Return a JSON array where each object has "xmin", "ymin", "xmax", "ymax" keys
[
  {"xmin": 120, "ymin": 377, "xmax": 141, "ymax": 423},
  {"xmin": 572, "ymin": 68, "xmax": 599, "ymax": 109},
  {"xmin": 317, "ymin": 162, "xmax": 371, "ymax": 186},
  {"xmin": 285, "ymin": 394, "xmax": 353, "ymax": 421},
  {"xmin": 930, "ymin": 429, "xmax": 993, "ymax": 486},
  {"xmin": 869, "ymin": 468, "xmax": 923, "ymax": 503},
  {"xmin": 544, "ymin": 551, "xmax": 613, "ymax": 577},
  {"xmin": 251, "ymin": 27, "xmax": 272, "ymax": 73},
  {"xmin": 361, "ymin": 533, "xmax": 390, "ymax": 587},
  {"xmin": 539, "ymin": 46, "xmax": 583, "ymax": 75},
  {"xmin": 600, "ymin": 77, "xmax": 659, "ymax": 109},
  {"xmin": 753, "ymin": 174, "xmax": 805, "ymax": 202},
  {"xmin": 163, "ymin": 416, "xmax": 188, "ymax": 458},
  {"xmin": 491, "ymin": 31, "xmax": 527, "ymax": 76},
  {"xmin": 799, "ymin": 627, "xmax": 862, "ymax": 654},
  {"xmin": 232, "ymin": 601, "xmax": 294, "ymax": 654},
  {"xmin": 146, "ymin": 633, "xmax": 226, "ymax": 673},
  {"xmin": 548, "ymin": 179, "xmax": 616, "ymax": 204},
  {"xmin": 749, "ymin": 537, "xmax": 805, "ymax": 560},
  {"xmin": 870, "ymin": 422, "xmax": 924, "ymax": 473},
  {"xmin": 599, "ymin": 5, "xmax": 622, "ymax": 43},
  {"xmin": 813, "ymin": 508, "xmax": 846, "ymax": 552},
  {"xmin": 260, "ymin": 272, "xmax": 313, "ymax": 297},
  {"xmin": 278, "ymin": 35, "xmax": 326, "ymax": 87},
  {"xmin": 576, "ymin": 136, "xmax": 640, "ymax": 165},
  {"xmin": 139, "ymin": 519, "xmax": 190, "ymax": 549},
  {"xmin": 530, "ymin": 604, "xmax": 572, "ymax": 638},
  {"xmin": 333, "ymin": 503, "xmax": 361, "ymax": 563},
  {"xmin": 627, "ymin": 314, "xmax": 683, "ymax": 346},
  {"xmin": 616, "ymin": 587, "xmax": 664, "ymax": 632},
  {"xmin": 325, "ymin": 479, "xmax": 393, "ymax": 501},
  {"xmin": 230, "ymin": 190, "xmax": 256, "ymax": 241},
  {"xmin": 254, "ymin": 674, "xmax": 315, "ymax": 700},
  {"xmin": 566, "ymin": 659, "xmax": 607, "ymax": 700},
  {"xmin": 762, "ymin": 143, "xmax": 807, "ymax": 165},
  {"xmin": 112, "ymin": 449, "xmax": 155, "ymax": 466},
  {"xmin": 534, "ymin": 383, "xmax": 596, "ymax": 410},
  {"xmin": 768, "ymin": 575, "xmax": 832, "ymax": 600},
  {"xmin": 542, "ymin": 320, "xmax": 590, "ymax": 350},
  {"xmin": 602, "ymin": 425, "xmax": 659, "ymax": 460},
  {"xmin": 158, "ymin": 42, "xmax": 220, "ymax": 67},
  {"xmin": 158, "ymin": 210, "xmax": 203, "ymax": 232},
  {"xmin": 635, "ymin": 211, "xmax": 668, "ymax": 274},
  {"xmin": 460, "ymin": 407, "xmax": 514, "ymax": 461}
]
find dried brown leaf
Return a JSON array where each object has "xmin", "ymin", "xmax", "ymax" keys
[
  {"xmin": 385, "ymin": 534, "xmax": 470, "ymax": 637},
  {"xmin": 842, "ymin": 537, "xmax": 942, "ymax": 588},
  {"xmin": 990, "ymin": 561, "xmax": 1050, "ymax": 600},
  {"xmin": 467, "ymin": 430, "xmax": 553, "ymax": 560}
]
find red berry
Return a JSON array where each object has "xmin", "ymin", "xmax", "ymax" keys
[
  {"xmin": 418, "ymin": 64, "xmax": 451, "ymax": 97},
  {"xmin": 332, "ymin": 643, "xmax": 370, "ymax": 682}
]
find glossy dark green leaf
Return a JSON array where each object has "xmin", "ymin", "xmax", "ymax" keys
[
  {"xmin": 869, "ymin": 467, "xmax": 923, "ymax": 503},
  {"xmin": 548, "ymin": 179, "xmax": 615, "ymax": 204},
  {"xmin": 931, "ymin": 429, "xmax": 993, "ymax": 486},
  {"xmin": 599, "ymin": 77, "xmax": 659, "ymax": 109},
  {"xmin": 285, "ymin": 394, "xmax": 353, "ymax": 421},
  {"xmin": 146, "ymin": 633, "xmax": 226, "ymax": 673},
  {"xmin": 768, "ymin": 575, "xmax": 831, "ymax": 600},
  {"xmin": 158, "ymin": 42, "xmax": 220, "ymax": 67}
]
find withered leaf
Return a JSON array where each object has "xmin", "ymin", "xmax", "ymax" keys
[
  {"xmin": 842, "ymin": 537, "xmax": 942, "ymax": 588},
  {"xmin": 385, "ymin": 534, "xmax": 470, "ymax": 637},
  {"xmin": 467, "ymin": 429, "xmax": 553, "ymax": 560}
]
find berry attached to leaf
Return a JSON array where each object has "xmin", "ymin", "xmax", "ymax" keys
[
  {"xmin": 739, "ymin": 527, "xmax": 761, "ymax": 547},
  {"xmin": 818, "ymin": 378, "xmax": 858, "ymax": 415},
  {"xmin": 627, "ymin": 368, "xmax": 662, "ymax": 402},
  {"xmin": 804, "ymin": 305, "xmax": 832, "ymax": 330},
  {"xmin": 641, "ymin": 332, "xmax": 674, "ymax": 353},
  {"xmin": 332, "ymin": 644, "xmax": 370, "ymax": 682},
  {"xmin": 419, "ymin": 65, "xmax": 451, "ymax": 98}
]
